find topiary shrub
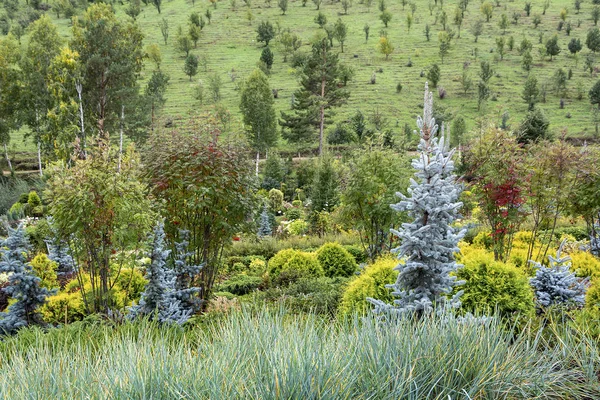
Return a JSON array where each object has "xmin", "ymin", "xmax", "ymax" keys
[
  {"xmin": 217, "ymin": 274, "xmax": 263, "ymax": 296},
  {"xmin": 455, "ymin": 246, "xmax": 535, "ymax": 317},
  {"xmin": 268, "ymin": 249, "xmax": 323, "ymax": 286},
  {"xmin": 338, "ymin": 258, "xmax": 398, "ymax": 316},
  {"xmin": 316, "ymin": 242, "xmax": 357, "ymax": 277}
]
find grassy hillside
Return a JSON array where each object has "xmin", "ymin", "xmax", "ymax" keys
[{"xmin": 6, "ymin": 0, "xmax": 600, "ymax": 155}]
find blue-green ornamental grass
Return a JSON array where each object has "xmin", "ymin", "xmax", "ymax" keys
[{"xmin": 0, "ymin": 308, "xmax": 598, "ymax": 399}]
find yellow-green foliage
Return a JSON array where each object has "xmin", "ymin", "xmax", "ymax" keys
[
  {"xmin": 288, "ymin": 219, "xmax": 309, "ymax": 236},
  {"xmin": 316, "ymin": 242, "xmax": 357, "ymax": 277},
  {"xmin": 571, "ymin": 251, "xmax": 600, "ymax": 279},
  {"xmin": 40, "ymin": 291, "xmax": 86, "ymax": 324},
  {"xmin": 42, "ymin": 267, "xmax": 147, "ymax": 324},
  {"xmin": 456, "ymin": 245, "xmax": 534, "ymax": 316},
  {"xmin": 30, "ymin": 253, "xmax": 58, "ymax": 290},
  {"xmin": 338, "ymin": 258, "xmax": 398, "ymax": 317},
  {"xmin": 268, "ymin": 249, "xmax": 323, "ymax": 285}
]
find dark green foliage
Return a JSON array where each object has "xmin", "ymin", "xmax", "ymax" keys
[
  {"xmin": 545, "ymin": 35, "xmax": 560, "ymax": 60},
  {"xmin": 327, "ymin": 123, "xmax": 354, "ymax": 145},
  {"xmin": 426, "ymin": 64, "xmax": 441, "ymax": 87},
  {"xmin": 316, "ymin": 243, "xmax": 357, "ymax": 277},
  {"xmin": 569, "ymin": 38, "xmax": 583, "ymax": 55},
  {"xmin": 587, "ymin": 28, "xmax": 600, "ymax": 53},
  {"xmin": 256, "ymin": 21, "xmax": 275, "ymax": 46},
  {"xmin": 280, "ymin": 38, "xmax": 349, "ymax": 153},
  {"xmin": 450, "ymin": 116, "xmax": 466, "ymax": 147},
  {"xmin": 522, "ymin": 76, "xmax": 540, "ymax": 111},
  {"xmin": 589, "ymin": 80, "xmax": 600, "ymax": 108},
  {"xmin": 217, "ymin": 274, "xmax": 262, "ymax": 295},
  {"xmin": 260, "ymin": 46, "xmax": 274, "ymax": 71},
  {"xmin": 183, "ymin": 54, "xmax": 198, "ymax": 81},
  {"xmin": 311, "ymin": 156, "xmax": 338, "ymax": 213},
  {"xmin": 517, "ymin": 107, "xmax": 550, "ymax": 143}
]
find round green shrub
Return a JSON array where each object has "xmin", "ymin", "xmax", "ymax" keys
[
  {"xmin": 316, "ymin": 242, "xmax": 358, "ymax": 277},
  {"xmin": 287, "ymin": 219, "xmax": 309, "ymax": 235},
  {"xmin": 343, "ymin": 245, "xmax": 368, "ymax": 264},
  {"xmin": 338, "ymin": 258, "xmax": 398, "ymax": 316},
  {"xmin": 285, "ymin": 208, "xmax": 302, "ymax": 221},
  {"xmin": 268, "ymin": 249, "xmax": 323, "ymax": 286},
  {"xmin": 455, "ymin": 247, "xmax": 534, "ymax": 317}
]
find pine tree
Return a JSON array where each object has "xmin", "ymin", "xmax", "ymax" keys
[
  {"xmin": 128, "ymin": 223, "xmax": 199, "ymax": 324},
  {"xmin": 280, "ymin": 37, "xmax": 349, "ymax": 156},
  {"xmin": 257, "ymin": 204, "xmax": 272, "ymax": 238},
  {"xmin": 171, "ymin": 229, "xmax": 203, "ymax": 311},
  {"xmin": 0, "ymin": 224, "xmax": 54, "ymax": 335},
  {"xmin": 529, "ymin": 241, "xmax": 587, "ymax": 309},
  {"xmin": 368, "ymin": 83, "xmax": 466, "ymax": 317}
]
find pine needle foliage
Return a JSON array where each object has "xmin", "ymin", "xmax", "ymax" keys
[
  {"xmin": 368, "ymin": 83, "xmax": 465, "ymax": 317},
  {"xmin": 530, "ymin": 240, "xmax": 588, "ymax": 309},
  {"xmin": 0, "ymin": 224, "xmax": 54, "ymax": 335}
]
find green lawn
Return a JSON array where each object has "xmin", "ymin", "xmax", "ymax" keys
[{"xmin": 9, "ymin": 0, "xmax": 600, "ymax": 154}]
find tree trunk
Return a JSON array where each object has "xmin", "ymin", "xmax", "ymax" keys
[
  {"xmin": 3, "ymin": 143, "xmax": 12, "ymax": 174},
  {"xmin": 118, "ymin": 105, "xmax": 124, "ymax": 173},
  {"xmin": 37, "ymin": 141, "xmax": 42, "ymax": 177},
  {"xmin": 256, "ymin": 150, "xmax": 260, "ymax": 177},
  {"xmin": 76, "ymin": 83, "xmax": 86, "ymax": 158},
  {"xmin": 319, "ymin": 61, "xmax": 326, "ymax": 157}
]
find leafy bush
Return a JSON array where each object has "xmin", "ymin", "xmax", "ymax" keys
[
  {"xmin": 456, "ymin": 246, "xmax": 535, "ymax": 317},
  {"xmin": 267, "ymin": 249, "xmax": 323, "ymax": 286},
  {"xmin": 316, "ymin": 242, "xmax": 357, "ymax": 277},
  {"xmin": 285, "ymin": 207, "xmax": 302, "ymax": 221},
  {"xmin": 287, "ymin": 219, "xmax": 309, "ymax": 235},
  {"xmin": 343, "ymin": 245, "xmax": 368, "ymax": 264},
  {"xmin": 40, "ymin": 291, "xmax": 87, "ymax": 325},
  {"xmin": 338, "ymin": 258, "xmax": 398, "ymax": 316},
  {"xmin": 216, "ymin": 274, "xmax": 262, "ymax": 296}
]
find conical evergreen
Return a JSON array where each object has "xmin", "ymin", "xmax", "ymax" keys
[
  {"xmin": 45, "ymin": 218, "xmax": 76, "ymax": 279},
  {"xmin": 529, "ymin": 241, "xmax": 587, "ymax": 308},
  {"xmin": 258, "ymin": 204, "xmax": 272, "ymax": 238},
  {"xmin": 0, "ymin": 224, "xmax": 54, "ymax": 335},
  {"xmin": 368, "ymin": 83, "xmax": 466, "ymax": 316},
  {"xmin": 128, "ymin": 223, "xmax": 199, "ymax": 325},
  {"xmin": 171, "ymin": 229, "xmax": 202, "ymax": 312}
]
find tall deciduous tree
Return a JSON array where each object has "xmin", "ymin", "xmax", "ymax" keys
[
  {"xmin": 143, "ymin": 118, "xmax": 256, "ymax": 304},
  {"xmin": 0, "ymin": 34, "xmax": 21, "ymax": 173},
  {"xmin": 240, "ymin": 69, "xmax": 278, "ymax": 175},
  {"xmin": 19, "ymin": 15, "xmax": 62, "ymax": 176},
  {"xmin": 368, "ymin": 83, "xmax": 465, "ymax": 317},
  {"xmin": 280, "ymin": 37, "xmax": 349, "ymax": 156},
  {"xmin": 46, "ymin": 140, "xmax": 153, "ymax": 314}
]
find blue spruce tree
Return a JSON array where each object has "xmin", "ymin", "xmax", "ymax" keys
[
  {"xmin": 368, "ymin": 83, "xmax": 466, "ymax": 317},
  {"xmin": 529, "ymin": 240, "xmax": 587, "ymax": 309},
  {"xmin": 45, "ymin": 218, "xmax": 76, "ymax": 280},
  {"xmin": 0, "ymin": 224, "xmax": 54, "ymax": 335},
  {"xmin": 172, "ymin": 229, "xmax": 202, "ymax": 311},
  {"xmin": 129, "ymin": 223, "xmax": 199, "ymax": 324},
  {"xmin": 257, "ymin": 204, "xmax": 272, "ymax": 238}
]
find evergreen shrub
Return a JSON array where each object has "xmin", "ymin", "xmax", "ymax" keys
[
  {"xmin": 268, "ymin": 249, "xmax": 323, "ymax": 286},
  {"xmin": 217, "ymin": 274, "xmax": 262, "ymax": 296},
  {"xmin": 316, "ymin": 242, "xmax": 357, "ymax": 277},
  {"xmin": 343, "ymin": 245, "xmax": 368, "ymax": 264},
  {"xmin": 456, "ymin": 246, "xmax": 535, "ymax": 317},
  {"xmin": 338, "ymin": 258, "xmax": 397, "ymax": 316}
]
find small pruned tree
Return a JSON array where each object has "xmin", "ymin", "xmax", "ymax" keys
[
  {"xmin": 427, "ymin": 63, "xmax": 441, "ymax": 87},
  {"xmin": 545, "ymin": 35, "xmax": 561, "ymax": 60},
  {"xmin": 522, "ymin": 75, "xmax": 539, "ymax": 110},
  {"xmin": 257, "ymin": 21, "xmax": 275, "ymax": 46},
  {"xmin": 278, "ymin": 0, "xmax": 288, "ymax": 15},
  {"xmin": 184, "ymin": 54, "xmax": 199, "ymax": 81},
  {"xmin": 377, "ymin": 36, "xmax": 394, "ymax": 60},
  {"xmin": 333, "ymin": 18, "xmax": 348, "ymax": 53},
  {"xmin": 380, "ymin": 10, "xmax": 392, "ymax": 27},
  {"xmin": 481, "ymin": 1, "xmax": 493, "ymax": 22}
]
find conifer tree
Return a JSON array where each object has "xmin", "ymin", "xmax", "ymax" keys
[
  {"xmin": 368, "ymin": 83, "xmax": 465, "ymax": 317},
  {"xmin": 258, "ymin": 204, "xmax": 273, "ymax": 238},
  {"xmin": 128, "ymin": 223, "xmax": 199, "ymax": 324},
  {"xmin": 0, "ymin": 224, "xmax": 54, "ymax": 335},
  {"xmin": 171, "ymin": 229, "xmax": 203, "ymax": 312},
  {"xmin": 45, "ymin": 221, "xmax": 76, "ymax": 280},
  {"xmin": 280, "ymin": 37, "xmax": 349, "ymax": 156},
  {"xmin": 529, "ymin": 241, "xmax": 587, "ymax": 309}
]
